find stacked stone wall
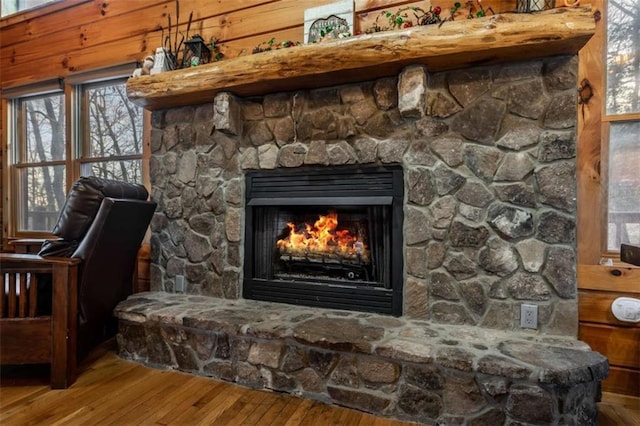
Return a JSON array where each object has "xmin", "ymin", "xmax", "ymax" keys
[{"xmin": 148, "ymin": 55, "xmax": 580, "ymax": 335}]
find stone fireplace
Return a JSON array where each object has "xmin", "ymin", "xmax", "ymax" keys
[
  {"xmin": 117, "ymin": 53, "xmax": 608, "ymax": 424},
  {"xmin": 144, "ymin": 56, "xmax": 582, "ymax": 333},
  {"xmin": 115, "ymin": 7, "xmax": 609, "ymax": 419}
]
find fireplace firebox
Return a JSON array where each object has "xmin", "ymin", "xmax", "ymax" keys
[{"xmin": 243, "ymin": 166, "xmax": 404, "ymax": 315}]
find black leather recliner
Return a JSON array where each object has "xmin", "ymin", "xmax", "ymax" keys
[{"xmin": 1, "ymin": 176, "xmax": 156, "ymax": 388}]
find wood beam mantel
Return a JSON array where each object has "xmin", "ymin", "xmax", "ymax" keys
[{"xmin": 127, "ymin": 6, "xmax": 597, "ymax": 110}]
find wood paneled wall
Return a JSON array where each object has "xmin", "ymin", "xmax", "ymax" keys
[
  {"xmin": 577, "ymin": 265, "xmax": 640, "ymax": 397},
  {"xmin": 1, "ymin": 0, "xmax": 515, "ymax": 88}
]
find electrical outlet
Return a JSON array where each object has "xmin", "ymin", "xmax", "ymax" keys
[
  {"xmin": 520, "ymin": 304, "xmax": 538, "ymax": 329},
  {"xmin": 175, "ymin": 275, "xmax": 185, "ymax": 293}
]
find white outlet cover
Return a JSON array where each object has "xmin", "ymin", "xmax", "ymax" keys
[
  {"xmin": 611, "ymin": 297, "xmax": 640, "ymax": 323},
  {"xmin": 520, "ymin": 304, "xmax": 538, "ymax": 329}
]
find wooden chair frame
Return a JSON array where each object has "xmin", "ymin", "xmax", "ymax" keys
[{"xmin": 1, "ymin": 253, "xmax": 81, "ymax": 388}]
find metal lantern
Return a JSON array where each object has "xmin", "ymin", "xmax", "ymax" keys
[
  {"xmin": 516, "ymin": 0, "xmax": 556, "ymax": 12},
  {"xmin": 183, "ymin": 35, "xmax": 211, "ymax": 67}
]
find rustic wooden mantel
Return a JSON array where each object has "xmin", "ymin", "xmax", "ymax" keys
[{"xmin": 127, "ymin": 6, "xmax": 596, "ymax": 110}]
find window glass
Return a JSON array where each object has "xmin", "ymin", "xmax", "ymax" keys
[
  {"xmin": 24, "ymin": 95, "xmax": 65, "ymax": 162},
  {"xmin": 1, "ymin": 0, "xmax": 55, "ymax": 16},
  {"xmin": 87, "ymin": 84, "xmax": 142, "ymax": 158},
  {"xmin": 20, "ymin": 165, "xmax": 66, "ymax": 232},
  {"xmin": 82, "ymin": 80, "xmax": 143, "ymax": 184},
  {"xmin": 16, "ymin": 93, "xmax": 66, "ymax": 233},
  {"xmin": 8, "ymin": 74, "xmax": 144, "ymax": 237},
  {"xmin": 605, "ymin": 0, "xmax": 640, "ymax": 253},
  {"xmin": 607, "ymin": 121, "xmax": 640, "ymax": 251},
  {"xmin": 606, "ymin": 0, "xmax": 640, "ymax": 115}
]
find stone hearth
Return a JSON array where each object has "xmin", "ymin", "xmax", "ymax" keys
[
  {"xmin": 116, "ymin": 292, "xmax": 607, "ymax": 424},
  {"xmin": 118, "ymin": 53, "xmax": 608, "ymax": 424}
]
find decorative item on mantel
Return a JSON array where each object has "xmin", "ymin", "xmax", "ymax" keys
[
  {"xmin": 131, "ymin": 55, "xmax": 155, "ymax": 77},
  {"xmin": 308, "ymin": 15, "xmax": 352, "ymax": 43},
  {"xmin": 160, "ymin": 0, "xmax": 193, "ymax": 70},
  {"xmin": 150, "ymin": 47, "xmax": 172, "ymax": 75},
  {"xmin": 183, "ymin": 35, "xmax": 210, "ymax": 67},
  {"xmin": 252, "ymin": 38, "xmax": 301, "ymax": 54},
  {"xmin": 365, "ymin": 1, "xmax": 493, "ymax": 33},
  {"xmin": 142, "ymin": 1, "xmax": 223, "ymax": 73},
  {"xmin": 515, "ymin": 0, "xmax": 556, "ymax": 12},
  {"xmin": 209, "ymin": 38, "xmax": 224, "ymax": 62},
  {"xmin": 304, "ymin": 0, "xmax": 354, "ymax": 43}
]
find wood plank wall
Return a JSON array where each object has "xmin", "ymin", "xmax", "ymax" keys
[
  {"xmin": 2, "ymin": 0, "xmax": 638, "ymax": 396},
  {"xmin": 0, "ymin": 0, "xmax": 515, "ymax": 88}
]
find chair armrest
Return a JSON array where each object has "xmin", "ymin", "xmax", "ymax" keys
[
  {"xmin": 0, "ymin": 253, "xmax": 81, "ymax": 271},
  {"xmin": 9, "ymin": 238, "xmax": 60, "ymax": 254}
]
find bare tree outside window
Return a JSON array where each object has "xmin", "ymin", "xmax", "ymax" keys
[
  {"xmin": 606, "ymin": 0, "xmax": 640, "ymax": 115},
  {"xmin": 605, "ymin": 0, "xmax": 640, "ymax": 251},
  {"xmin": 82, "ymin": 82, "xmax": 143, "ymax": 183},
  {"xmin": 9, "ymin": 73, "xmax": 145, "ymax": 238},
  {"xmin": 20, "ymin": 94, "xmax": 66, "ymax": 232}
]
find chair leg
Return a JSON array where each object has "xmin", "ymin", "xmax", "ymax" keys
[{"xmin": 50, "ymin": 263, "xmax": 78, "ymax": 389}]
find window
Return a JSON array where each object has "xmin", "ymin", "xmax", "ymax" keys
[
  {"xmin": 6, "ymin": 69, "xmax": 145, "ymax": 238},
  {"xmin": 79, "ymin": 80, "xmax": 143, "ymax": 182},
  {"xmin": 13, "ymin": 92, "xmax": 66, "ymax": 232},
  {"xmin": 1, "ymin": 0, "xmax": 55, "ymax": 16},
  {"xmin": 605, "ymin": 0, "xmax": 640, "ymax": 252}
]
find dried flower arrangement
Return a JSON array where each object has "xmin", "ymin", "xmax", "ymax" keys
[
  {"xmin": 160, "ymin": 0, "xmax": 194, "ymax": 70},
  {"xmin": 159, "ymin": 1, "xmax": 224, "ymax": 68}
]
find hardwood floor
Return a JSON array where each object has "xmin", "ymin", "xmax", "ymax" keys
[
  {"xmin": 1, "ymin": 345, "xmax": 638, "ymax": 425},
  {"xmin": 597, "ymin": 392, "xmax": 640, "ymax": 426}
]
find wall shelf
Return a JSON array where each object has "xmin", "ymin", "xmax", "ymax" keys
[{"xmin": 126, "ymin": 6, "xmax": 596, "ymax": 110}]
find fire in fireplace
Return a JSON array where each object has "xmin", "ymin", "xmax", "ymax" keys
[
  {"xmin": 276, "ymin": 210, "xmax": 372, "ymax": 281},
  {"xmin": 243, "ymin": 166, "xmax": 404, "ymax": 315}
]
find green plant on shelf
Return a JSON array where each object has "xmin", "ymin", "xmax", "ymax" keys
[
  {"xmin": 252, "ymin": 38, "xmax": 301, "ymax": 54},
  {"xmin": 365, "ymin": 0, "xmax": 494, "ymax": 33},
  {"xmin": 209, "ymin": 38, "xmax": 224, "ymax": 62}
]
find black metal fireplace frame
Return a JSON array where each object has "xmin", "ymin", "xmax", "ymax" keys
[{"xmin": 243, "ymin": 165, "xmax": 404, "ymax": 316}]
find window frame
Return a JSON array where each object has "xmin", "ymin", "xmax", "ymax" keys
[
  {"xmin": 601, "ymin": 0, "xmax": 640, "ymax": 256},
  {"xmin": 3, "ymin": 65, "xmax": 148, "ymax": 241},
  {"xmin": 76, "ymin": 78, "xmax": 145, "ymax": 183},
  {"xmin": 2, "ymin": 0, "xmax": 59, "ymax": 18},
  {"xmin": 3, "ymin": 79, "xmax": 69, "ymax": 238},
  {"xmin": 601, "ymin": 115, "xmax": 640, "ymax": 255},
  {"xmin": 14, "ymin": 92, "xmax": 68, "ymax": 234}
]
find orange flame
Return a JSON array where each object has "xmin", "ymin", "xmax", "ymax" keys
[{"xmin": 277, "ymin": 212, "xmax": 369, "ymax": 263}]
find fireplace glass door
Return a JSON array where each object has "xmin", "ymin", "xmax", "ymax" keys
[{"xmin": 243, "ymin": 166, "xmax": 403, "ymax": 315}]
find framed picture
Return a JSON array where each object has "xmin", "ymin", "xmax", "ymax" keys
[{"xmin": 304, "ymin": 0, "xmax": 354, "ymax": 43}]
